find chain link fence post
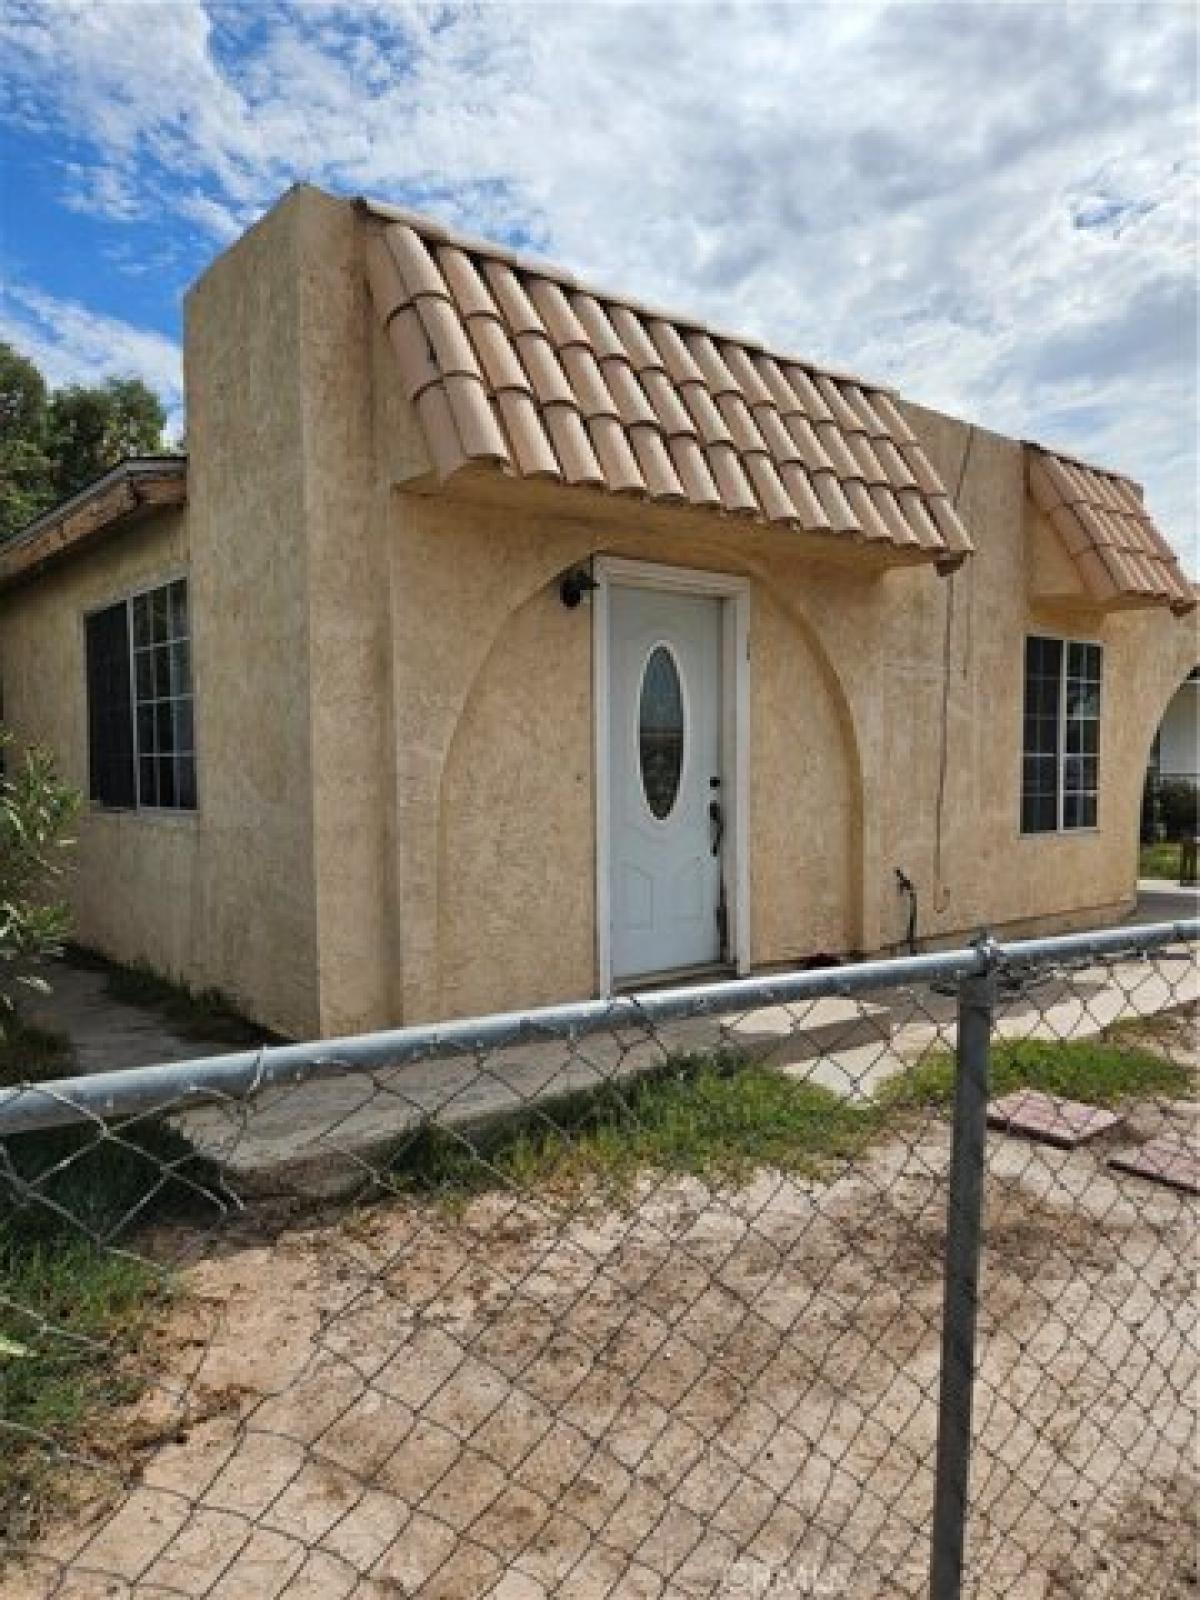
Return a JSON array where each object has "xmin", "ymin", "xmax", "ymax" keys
[{"xmin": 929, "ymin": 939, "xmax": 997, "ymax": 1600}]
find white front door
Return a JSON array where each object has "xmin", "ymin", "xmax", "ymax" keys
[{"xmin": 609, "ymin": 584, "xmax": 725, "ymax": 982}]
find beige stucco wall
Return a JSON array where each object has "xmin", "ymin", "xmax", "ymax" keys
[
  {"xmin": 375, "ymin": 465, "xmax": 1193, "ymax": 1028},
  {"xmin": 2, "ymin": 186, "xmax": 1195, "ymax": 1038},
  {"xmin": 0, "ymin": 512, "xmax": 207, "ymax": 980},
  {"xmin": 0, "ymin": 190, "xmax": 341, "ymax": 1038}
]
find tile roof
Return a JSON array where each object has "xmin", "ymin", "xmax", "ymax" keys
[
  {"xmin": 361, "ymin": 201, "xmax": 974, "ymax": 567},
  {"xmin": 1026, "ymin": 444, "xmax": 1195, "ymax": 614}
]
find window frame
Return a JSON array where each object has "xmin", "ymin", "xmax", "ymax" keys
[
  {"xmin": 82, "ymin": 571, "xmax": 198, "ymax": 817},
  {"xmin": 1020, "ymin": 632, "xmax": 1103, "ymax": 837}
]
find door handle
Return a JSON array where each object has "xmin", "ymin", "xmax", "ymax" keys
[{"xmin": 708, "ymin": 798, "xmax": 724, "ymax": 857}]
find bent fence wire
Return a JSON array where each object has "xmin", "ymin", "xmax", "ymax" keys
[{"xmin": 0, "ymin": 920, "xmax": 1196, "ymax": 1600}]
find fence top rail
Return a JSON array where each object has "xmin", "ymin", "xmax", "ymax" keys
[{"xmin": 1, "ymin": 918, "xmax": 1196, "ymax": 1137}]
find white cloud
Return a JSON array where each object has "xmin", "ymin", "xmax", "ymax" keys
[
  {"xmin": 0, "ymin": 283, "xmax": 184, "ymax": 434},
  {"xmin": 1, "ymin": 0, "xmax": 1195, "ymax": 560}
]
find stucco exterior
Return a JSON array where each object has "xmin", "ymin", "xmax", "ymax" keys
[{"xmin": 1, "ymin": 185, "xmax": 1195, "ymax": 1038}]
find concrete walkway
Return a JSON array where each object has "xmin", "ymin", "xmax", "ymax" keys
[
  {"xmin": 18, "ymin": 958, "xmax": 256, "ymax": 1079},
  {"xmin": 177, "ymin": 949, "xmax": 1195, "ymax": 1194},
  {"xmin": 1127, "ymin": 880, "xmax": 1200, "ymax": 925},
  {"xmin": 15, "ymin": 932, "xmax": 1196, "ymax": 1196}
]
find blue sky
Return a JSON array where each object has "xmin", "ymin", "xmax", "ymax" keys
[{"xmin": 1, "ymin": 0, "xmax": 1196, "ymax": 564}]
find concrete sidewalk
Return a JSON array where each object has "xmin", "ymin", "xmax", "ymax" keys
[
  {"xmin": 175, "ymin": 949, "xmax": 1196, "ymax": 1193},
  {"xmin": 16, "ymin": 935, "xmax": 1195, "ymax": 1196}
]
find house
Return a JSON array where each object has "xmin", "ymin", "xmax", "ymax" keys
[
  {"xmin": 1148, "ymin": 668, "xmax": 1199, "ymax": 790},
  {"xmin": 0, "ymin": 185, "xmax": 1195, "ymax": 1040}
]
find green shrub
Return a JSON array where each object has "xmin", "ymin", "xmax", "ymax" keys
[{"xmin": 1157, "ymin": 778, "xmax": 1198, "ymax": 843}]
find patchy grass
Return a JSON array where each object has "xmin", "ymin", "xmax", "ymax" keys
[
  {"xmin": 0, "ymin": 1018, "xmax": 73, "ymax": 1089},
  {"xmin": 1, "ymin": 1019, "xmax": 1191, "ymax": 1543},
  {"xmin": 386, "ymin": 1054, "xmax": 883, "ymax": 1203},
  {"xmin": 1106, "ymin": 1000, "xmax": 1196, "ymax": 1062},
  {"xmin": 0, "ymin": 1241, "xmax": 165, "ymax": 1546},
  {"xmin": 387, "ymin": 1029, "xmax": 1195, "ymax": 1208},
  {"xmin": 879, "ymin": 1034, "xmax": 1193, "ymax": 1113},
  {"xmin": 0, "ymin": 1119, "xmax": 225, "ymax": 1548},
  {"xmin": 1139, "ymin": 841, "xmax": 1184, "ymax": 881},
  {"xmin": 65, "ymin": 946, "xmax": 271, "ymax": 1045}
]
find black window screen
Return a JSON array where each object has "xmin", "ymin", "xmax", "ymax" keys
[
  {"xmin": 1021, "ymin": 635, "xmax": 1102, "ymax": 834},
  {"xmin": 86, "ymin": 601, "xmax": 136, "ymax": 808},
  {"xmin": 131, "ymin": 578, "xmax": 195, "ymax": 810}
]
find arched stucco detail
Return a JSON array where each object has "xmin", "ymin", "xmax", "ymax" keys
[
  {"xmin": 385, "ymin": 496, "xmax": 603, "ymax": 1020},
  {"xmin": 735, "ymin": 553, "xmax": 867, "ymax": 953},
  {"xmin": 1140, "ymin": 661, "xmax": 1200, "ymax": 779},
  {"xmin": 436, "ymin": 580, "xmax": 594, "ymax": 1017},
  {"xmin": 430, "ymin": 544, "xmax": 866, "ymax": 1019}
]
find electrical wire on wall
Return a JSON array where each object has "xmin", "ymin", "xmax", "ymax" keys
[{"xmin": 932, "ymin": 425, "xmax": 976, "ymax": 915}]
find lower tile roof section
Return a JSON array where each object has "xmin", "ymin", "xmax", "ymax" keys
[
  {"xmin": 1026, "ymin": 445, "xmax": 1195, "ymax": 614},
  {"xmin": 362, "ymin": 202, "xmax": 974, "ymax": 567}
]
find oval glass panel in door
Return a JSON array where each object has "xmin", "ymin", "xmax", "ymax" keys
[{"xmin": 638, "ymin": 645, "xmax": 685, "ymax": 820}]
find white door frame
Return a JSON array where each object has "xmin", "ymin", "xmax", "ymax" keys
[{"xmin": 593, "ymin": 556, "xmax": 751, "ymax": 993}]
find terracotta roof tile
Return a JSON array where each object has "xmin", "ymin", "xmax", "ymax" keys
[
  {"xmin": 1026, "ymin": 444, "xmax": 1194, "ymax": 614},
  {"xmin": 629, "ymin": 425, "xmax": 686, "ymax": 502},
  {"xmin": 845, "ymin": 480, "xmax": 899, "ymax": 544},
  {"xmin": 363, "ymin": 208, "xmax": 976, "ymax": 562},
  {"xmin": 481, "ymin": 261, "xmax": 544, "ymax": 335},
  {"xmin": 433, "ymin": 246, "xmax": 495, "ymax": 318},
  {"xmin": 599, "ymin": 358, "xmax": 658, "ymax": 428},
  {"xmin": 685, "ymin": 332, "xmax": 740, "ymax": 396},
  {"xmin": 840, "ymin": 383, "xmax": 891, "ymax": 439},
  {"xmin": 608, "ymin": 305, "xmax": 665, "ymax": 372},
  {"xmin": 640, "ymin": 366, "xmax": 699, "ymax": 439},
  {"xmin": 525, "ymin": 277, "xmax": 589, "ymax": 349},
  {"xmin": 927, "ymin": 496, "xmax": 973, "ymax": 557},
  {"xmin": 567, "ymin": 292, "xmax": 628, "ymax": 361},
  {"xmin": 784, "ymin": 414, "xmax": 837, "ymax": 477},
  {"xmin": 706, "ymin": 441, "xmax": 758, "ymax": 515},
  {"xmin": 846, "ymin": 432, "xmax": 889, "ymax": 488},
  {"xmin": 716, "ymin": 392, "xmax": 770, "ymax": 456},
  {"xmin": 719, "ymin": 342, "xmax": 773, "ymax": 408},
  {"xmin": 870, "ymin": 392, "xmax": 917, "ymax": 446},
  {"xmin": 468, "ymin": 313, "xmax": 531, "ymax": 394},
  {"xmin": 513, "ymin": 330, "xmax": 575, "ymax": 407},
  {"xmin": 813, "ymin": 421, "xmax": 861, "ymax": 482},
  {"xmin": 874, "ymin": 437, "xmax": 918, "ymax": 491},
  {"xmin": 777, "ymin": 462, "xmax": 833, "ymax": 533},
  {"xmin": 680, "ymin": 383, "xmax": 735, "ymax": 448},
  {"xmin": 813, "ymin": 472, "xmax": 860, "ymax": 533},
  {"xmin": 415, "ymin": 294, "xmax": 481, "ymax": 379},
  {"xmin": 495, "ymin": 390, "xmax": 559, "ymax": 477},
  {"xmin": 544, "ymin": 404, "xmax": 605, "ymax": 487},
  {"xmin": 667, "ymin": 434, "xmax": 722, "ymax": 505},
  {"xmin": 787, "ymin": 366, "xmax": 835, "ymax": 425},
  {"xmin": 588, "ymin": 414, "xmax": 645, "ymax": 494},
  {"xmin": 559, "ymin": 345, "xmax": 619, "ymax": 420}
]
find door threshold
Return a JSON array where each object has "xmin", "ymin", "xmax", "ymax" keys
[{"xmin": 613, "ymin": 962, "xmax": 735, "ymax": 996}]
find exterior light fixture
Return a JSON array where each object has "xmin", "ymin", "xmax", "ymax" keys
[{"xmin": 560, "ymin": 568, "xmax": 599, "ymax": 608}]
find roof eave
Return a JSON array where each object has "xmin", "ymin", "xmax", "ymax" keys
[{"xmin": 0, "ymin": 457, "xmax": 187, "ymax": 594}]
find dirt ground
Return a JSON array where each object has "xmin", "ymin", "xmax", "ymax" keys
[{"xmin": 6, "ymin": 1095, "xmax": 1197, "ymax": 1600}]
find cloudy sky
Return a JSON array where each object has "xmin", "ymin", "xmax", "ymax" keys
[{"xmin": 1, "ymin": 0, "xmax": 1195, "ymax": 563}]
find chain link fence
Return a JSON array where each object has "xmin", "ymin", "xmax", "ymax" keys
[{"xmin": 0, "ymin": 920, "xmax": 1195, "ymax": 1598}]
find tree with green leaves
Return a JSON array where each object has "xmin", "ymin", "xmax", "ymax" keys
[
  {"xmin": 0, "ymin": 344, "xmax": 54, "ymax": 540},
  {"xmin": 0, "ymin": 341, "xmax": 170, "ymax": 541},
  {"xmin": 0, "ymin": 732, "xmax": 80, "ymax": 1036}
]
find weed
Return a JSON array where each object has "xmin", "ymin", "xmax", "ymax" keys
[
  {"xmin": 879, "ymin": 1035, "xmax": 1193, "ymax": 1112},
  {"xmin": 384, "ymin": 1053, "xmax": 882, "ymax": 1203},
  {"xmin": 0, "ymin": 1019, "xmax": 73, "ymax": 1090}
]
